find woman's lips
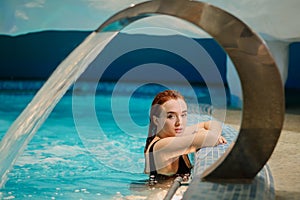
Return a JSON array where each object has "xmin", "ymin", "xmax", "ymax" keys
[{"xmin": 175, "ymin": 128, "xmax": 183, "ymax": 133}]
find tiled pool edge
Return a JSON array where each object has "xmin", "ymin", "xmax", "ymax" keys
[
  {"xmin": 184, "ymin": 165, "xmax": 275, "ymax": 199},
  {"xmin": 183, "ymin": 147, "xmax": 275, "ymax": 199}
]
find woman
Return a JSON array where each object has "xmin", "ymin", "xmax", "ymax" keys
[{"xmin": 144, "ymin": 90, "xmax": 227, "ymax": 184}]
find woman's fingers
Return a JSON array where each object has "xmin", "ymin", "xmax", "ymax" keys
[{"xmin": 218, "ymin": 136, "xmax": 227, "ymax": 144}]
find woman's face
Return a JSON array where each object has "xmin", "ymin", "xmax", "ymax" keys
[{"xmin": 155, "ymin": 99, "xmax": 188, "ymax": 138}]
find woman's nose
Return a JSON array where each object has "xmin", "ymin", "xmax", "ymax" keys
[{"xmin": 175, "ymin": 116, "xmax": 181, "ymax": 126}]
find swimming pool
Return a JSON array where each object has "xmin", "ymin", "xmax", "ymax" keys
[{"xmin": 0, "ymin": 81, "xmax": 220, "ymax": 199}]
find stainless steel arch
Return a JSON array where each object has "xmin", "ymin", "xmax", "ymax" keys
[{"xmin": 96, "ymin": 0, "xmax": 285, "ymax": 181}]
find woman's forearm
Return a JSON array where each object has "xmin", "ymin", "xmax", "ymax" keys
[{"xmin": 154, "ymin": 130, "xmax": 219, "ymax": 159}]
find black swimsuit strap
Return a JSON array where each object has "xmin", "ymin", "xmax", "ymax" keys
[
  {"xmin": 148, "ymin": 139, "xmax": 159, "ymax": 176},
  {"xmin": 176, "ymin": 155, "xmax": 191, "ymax": 174},
  {"xmin": 148, "ymin": 139, "xmax": 191, "ymax": 177}
]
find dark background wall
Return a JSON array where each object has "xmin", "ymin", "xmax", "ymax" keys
[
  {"xmin": 0, "ymin": 31, "xmax": 226, "ymax": 83},
  {"xmin": 0, "ymin": 30, "xmax": 299, "ymax": 90},
  {"xmin": 0, "ymin": 31, "xmax": 90, "ymax": 80}
]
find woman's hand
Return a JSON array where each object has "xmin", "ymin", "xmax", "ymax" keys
[{"xmin": 217, "ymin": 136, "xmax": 227, "ymax": 145}]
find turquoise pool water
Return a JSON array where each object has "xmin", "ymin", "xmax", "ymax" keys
[
  {"xmin": 0, "ymin": 81, "xmax": 218, "ymax": 199},
  {"xmin": 0, "ymin": 93, "xmax": 145, "ymax": 199}
]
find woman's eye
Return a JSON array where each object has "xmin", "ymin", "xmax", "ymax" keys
[
  {"xmin": 181, "ymin": 113, "xmax": 187, "ymax": 118},
  {"xmin": 167, "ymin": 114, "xmax": 176, "ymax": 119}
]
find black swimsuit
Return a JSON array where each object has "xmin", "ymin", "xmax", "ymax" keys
[{"xmin": 148, "ymin": 139, "xmax": 191, "ymax": 180}]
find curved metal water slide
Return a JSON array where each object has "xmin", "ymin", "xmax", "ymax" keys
[{"xmin": 96, "ymin": 0, "xmax": 285, "ymax": 181}]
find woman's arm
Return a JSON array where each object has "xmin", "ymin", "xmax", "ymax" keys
[
  {"xmin": 184, "ymin": 121, "xmax": 210, "ymax": 135},
  {"xmin": 154, "ymin": 129, "xmax": 217, "ymax": 159},
  {"xmin": 184, "ymin": 120, "xmax": 221, "ymax": 134},
  {"xmin": 149, "ymin": 129, "xmax": 227, "ymax": 173},
  {"xmin": 184, "ymin": 120, "xmax": 226, "ymax": 143}
]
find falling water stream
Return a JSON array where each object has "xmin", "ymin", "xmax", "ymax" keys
[{"xmin": 0, "ymin": 31, "xmax": 118, "ymax": 188}]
